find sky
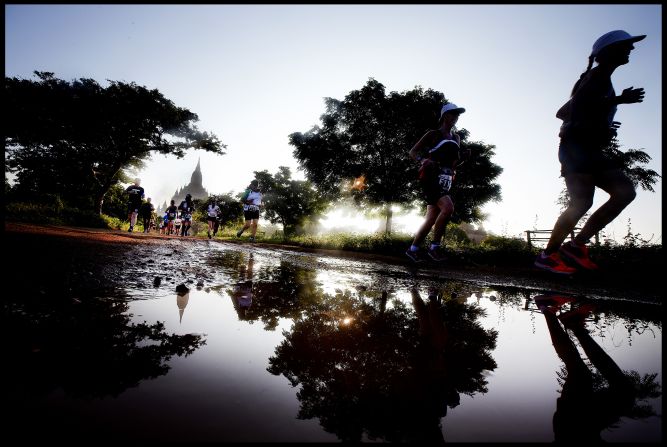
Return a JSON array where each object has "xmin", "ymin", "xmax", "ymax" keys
[{"xmin": 4, "ymin": 4, "xmax": 662, "ymax": 243}]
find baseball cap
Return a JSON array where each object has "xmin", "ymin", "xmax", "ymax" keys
[
  {"xmin": 591, "ymin": 30, "xmax": 646, "ymax": 57},
  {"xmin": 440, "ymin": 103, "xmax": 466, "ymax": 119}
]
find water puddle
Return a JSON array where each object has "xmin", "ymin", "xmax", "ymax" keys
[{"xmin": 6, "ymin": 244, "xmax": 662, "ymax": 442}]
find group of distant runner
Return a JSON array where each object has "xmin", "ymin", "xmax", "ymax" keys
[{"xmin": 124, "ymin": 178, "xmax": 263, "ymax": 240}]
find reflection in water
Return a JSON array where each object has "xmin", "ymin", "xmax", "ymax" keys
[
  {"xmin": 5, "ymin": 289, "xmax": 205, "ymax": 407},
  {"xmin": 5, "ymin": 238, "xmax": 661, "ymax": 442},
  {"xmin": 176, "ymin": 283, "xmax": 191, "ymax": 323},
  {"xmin": 533, "ymin": 294, "xmax": 662, "ymax": 442},
  {"xmin": 267, "ymin": 285, "xmax": 498, "ymax": 443},
  {"xmin": 229, "ymin": 253, "xmax": 254, "ymax": 320}
]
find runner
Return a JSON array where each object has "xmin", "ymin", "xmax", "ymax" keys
[
  {"xmin": 206, "ymin": 199, "xmax": 221, "ymax": 239},
  {"xmin": 139, "ymin": 197, "xmax": 155, "ymax": 233},
  {"xmin": 405, "ymin": 103, "xmax": 470, "ymax": 262},
  {"xmin": 166, "ymin": 200, "xmax": 178, "ymax": 235},
  {"xmin": 535, "ymin": 30, "xmax": 646, "ymax": 274},
  {"xmin": 178, "ymin": 194, "xmax": 194, "ymax": 236},
  {"xmin": 125, "ymin": 178, "xmax": 145, "ymax": 233},
  {"xmin": 236, "ymin": 180, "xmax": 263, "ymax": 242}
]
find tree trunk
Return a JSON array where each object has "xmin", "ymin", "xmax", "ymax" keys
[{"xmin": 384, "ymin": 205, "xmax": 392, "ymax": 235}]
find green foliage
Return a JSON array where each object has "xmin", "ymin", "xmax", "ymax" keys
[
  {"xmin": 289, "ymin": 78, "xmax": 502, "ymax": 232},
  {"xmin": 276, "ymin": 232, "xmax": 414, "ymax": 255},
  {"xmin": 5, "ymin": 200, "xmax": 109, "ymax": 227},
  {"xmin": 99, "ymin": 214, "xmax": 125, "ymax": 230},
  {"xmin": 5, "ymin": 71, "xmax": 225, "ymax": 214},
  {"xmin": 602, "ymin": 139, "xmax": 661, "ymax": 192},
  {"xmin": 195, "ymin": 193, "xmax": 244, "ymax": 226},
  {"xmin": 101, "ymin": 183, "xmax": 130, "ymax": 219},
  {"xmin": 253, "ymin": 166, "xmax": 329, "ymax": 237},
  {"xmin": 479, "ymin": 235, "xmax": 532, "ymax": 252}
]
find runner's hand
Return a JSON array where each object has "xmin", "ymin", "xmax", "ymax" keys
[{"xmin": 619, "ymin": 87, "xmax": 645, "ymax": 104}]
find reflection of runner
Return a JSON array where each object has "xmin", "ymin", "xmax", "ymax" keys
[
  {"xmin": 409, "ymin": 287, "xmax": 458, "ymax": 444},
  {"xmin": 534, "ymin": 295, "xmax": 637, "ymax": 442},
  {"xmin": 230, "ymin": 253, "xmax": 254, "ymax": 320}
]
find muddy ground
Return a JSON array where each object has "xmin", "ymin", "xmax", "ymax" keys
[{"xmin": 4, "ymin": 222, "xmax": 662, "ymax": 303}]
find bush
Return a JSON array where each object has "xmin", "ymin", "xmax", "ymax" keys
[
  {"xmin": 5, "ymin": 201, "xmax": 63, "ymax": 224},
  {"xmin": 6, "ymin": 200, "xmax": 117, "ymax": 229}
]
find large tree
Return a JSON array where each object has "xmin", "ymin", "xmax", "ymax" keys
[
  {"xmin": 289, "ymin": 78, "xmax": 502, "ymax": 234},
  {"xmin": 5, "ymin": 71, "xmax": 225, "ymax": 214},
  {"xmin": 253, "ymin": 166, "xmax": 329, "ymax": 237}
]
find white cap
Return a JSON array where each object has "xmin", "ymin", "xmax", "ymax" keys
[
  {"xmin": 440, "ymin": 103, "xmax": 466, "ymax": 119},
  {"xmin": 591, "ymin": 30, "xmax": 646, "ymax": 57}
]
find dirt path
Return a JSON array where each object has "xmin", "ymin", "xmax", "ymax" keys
[{"xmin": 4, "ymin": 222, "xmax": 661, "ymax": 303}]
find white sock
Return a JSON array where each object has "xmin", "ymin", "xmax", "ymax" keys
[{"xmin": 429, "ymin": 243, "xmax": 440, "ymax": 250}]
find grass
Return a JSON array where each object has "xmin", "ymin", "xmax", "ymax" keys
[{"xmin": 5, "ymin": 203, "xmax": 661, "ymax": 275}]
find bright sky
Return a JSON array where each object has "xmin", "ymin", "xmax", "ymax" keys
[{"xmin": 5, "ymin": 4, "xmax": 662, "ymax": 243}]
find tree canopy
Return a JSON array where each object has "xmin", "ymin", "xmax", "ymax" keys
[
  {"xmin": 253, "ymin": 166, "xmax": 329, "ymax": 237},
  {"xmin": 289, "ymin": 78, "xmax": 502, "ymax": 233},
  {"xmin": 5, "ymin": 71, "xmax": 225, "ymax": 214}
]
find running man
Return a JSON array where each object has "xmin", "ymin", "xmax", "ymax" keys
[
  {"xmin": 236, "ymin": 180, "xmax": 263, "ymax": 242},
  {"xmin": 125, "ymin": 178, "xmax": 145, "ymax": 233}
]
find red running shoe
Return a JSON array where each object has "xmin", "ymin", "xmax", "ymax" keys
[
  {"xmin": 534, "ymin": 251, "xmax": 577, "ymax": 275},
  {"xmin": 559, "ymin": 241, "xmax": 599, "ymax": 270},
  {"xmin": 558, "ymin": 303, "xmax": 596, "ymax": 329},
  {"xmin": 533, "ymin": 294, "xmax": 576, "ymax": 312}
]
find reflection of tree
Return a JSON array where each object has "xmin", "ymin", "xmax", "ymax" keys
[
  {"xmin": 215, "ymin": 251, "xmax": 322, "ymax": 330},
  {"xmin": 267, "ymin": 287, "xmax": 498, "ymax": 442},
  {"xmin": 4, "ymin": 290, "xmax": 205, "ymax": 403}
]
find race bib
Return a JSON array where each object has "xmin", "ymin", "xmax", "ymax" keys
[{"xmin": 438, "ymin": 172, "xmax": 453, "ymax": 192}]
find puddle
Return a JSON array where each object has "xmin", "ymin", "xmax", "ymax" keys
[{"xmin": 5, "ymin": 244, "xmax": 662, "ymax": 442}]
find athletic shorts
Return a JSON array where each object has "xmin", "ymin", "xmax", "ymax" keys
[
  {"xmin": 559, "ymin": 138, "xmax": 620, "ymax": 177},
  {"xmin": 207, "ymin": 216, "xmax": 217, "ymax": 222},
  {"xmin": 420, "ymin": 172, "xmax": 453, "ymax": 206},
  {"xmin": 244, "ymin": 209, "xmax": 260, "ymax": 220},
  {"xmin": 127, "ymin": 204, "xmax": 140, "ymax": 214}
]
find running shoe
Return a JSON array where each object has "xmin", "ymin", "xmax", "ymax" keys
[
  {"xmin": 426, "ymin": 247, "xmax": 447, "ymax": 262},
  {"xmin": 558, "ymin": 303, "xmax": 596, "ymax": 329},
  {"xmin": 236, "ymin": 229, "xmax": 243, "ymax": 238},
  {"xmin": 249, "ymin": 236, "xmax": 255, "ymax": 242},
  {"xmin": 559, "ymin": 241, "xmax": 599, "ymax": 270},
  {"xmin": 532, "ymin": 294, "xmax": 576, "ymax": 312},
  {"xmin": 207, "ymin": 231, "xmax": 212, "ymax": 239},
  {"xmin": 405, "ymin": 249, "xmax": 424, "ymax": 263},
  {"xmin": 128, "ymin": 226, "xmax": 133, "ymax": 233},
  {"xmin": 534, "ymin": 251, "xmax": 577, "ymax": 275}
]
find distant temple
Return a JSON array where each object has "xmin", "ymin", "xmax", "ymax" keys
[{"xmin": 158, "ymin": 158, "xmax": 209, "ymax": 213}]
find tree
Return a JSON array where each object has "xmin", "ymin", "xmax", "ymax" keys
[
  {"xmin": 195, "ymin": 193, "xmax": 244, "ymax": 227},
  {"xmin": 253, "ymin": 166, "xmax": 329, "ymax": 237},
  {"xmin": 5, "ymin": 71, "xmax": 225, "ymax": 214},
  {"xmin": 289, "ymin": 78, "xmax": 502, "ymax": 234}
]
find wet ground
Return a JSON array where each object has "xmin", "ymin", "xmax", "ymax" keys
[{"xmin": 4, "ymin": 224, "xmax": 663, "ymax": 443}]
